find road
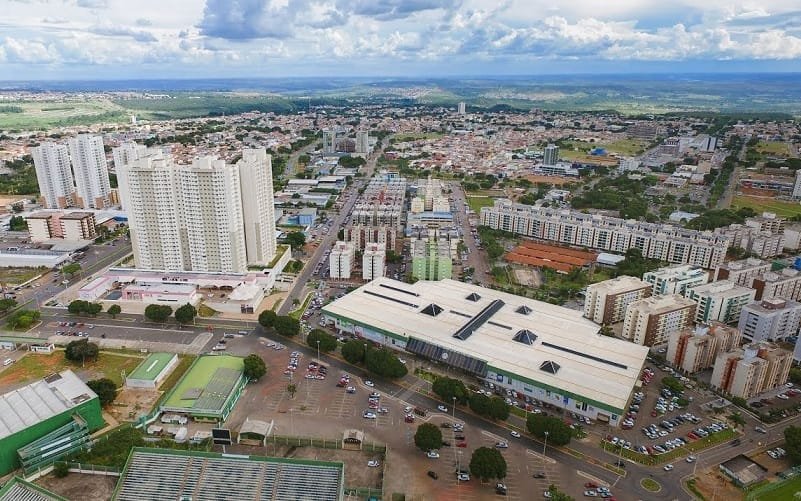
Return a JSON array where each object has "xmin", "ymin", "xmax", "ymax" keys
[
  {"xmin": 716, "ymin": 139, "xmax": 748, "ymax": 210},
  {"xmin": 450, "ymin": 182, "xmax": 490, "ymax": 285},
  {"xmin": 283, "ymin": 140, "xmax": 320, "ymax": 178},
  {"xmin": 277, "ymin": 140, "xmax": 387, "ymax": 316}
]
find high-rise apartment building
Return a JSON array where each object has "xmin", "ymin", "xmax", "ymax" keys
[
  {"xmin": 32, "ymin": 142, "xmax": 76, "ymax": 209},
  {"xmin": 112, "ymin": 141, "xmax": 148, "ymax": 169},
  {"xmin": 118, "ymin": 149, "xmax": 275, "ymax": 273},
  {"xmin": 237, "ymin": 149, "xmax": 276, "ymax": 266},
  {"xmin": 737, "ymin": 298, "xmax": 801, "ymax": 343},
  {"xmin": 583, "ymin": 276, "xmax": 652, "ymax": 325},
  {"xmin": 118, "ymin": 151, "xmax": 185, "ymax": 271},
  {"xmin": 355, "ymin": 131, "xmax": 370, "ymax": 154},
  {"xmin": 643, "ymin": 264, "xmax": 709, "ymax": 297},
  {"xmin": 178, "ymin": 157, "xmax": 247, "ymax": 273},
  {"xmin": 480, "ymin": 200, "xmax": 730, "ymax": 268},
  {"xmin": 411, "ymin": 238, "xmax": 452, "ymax": 281},
  {"xmin": 362, "ymin": 243, "xmax": 386, "ymax": 281},
  {"xmin": 686, "ymin": 280, "xmax": 756, "ymax": 325},
  {"xmin": 714, "ymin": 257, "xmax": 772, "ymax": 287},
  {"xmin": 620, "ymin": 294, "xmax": 697, "ymax": 346},
  {"xmin": 543, "ymin": 144, "xmax": 559, "ymax": 166},
  {"xmin": 68, "ymin": 134, "xmax": 112, "ymax": 208},
  {"xmin": 667, "ymin": 323, "xmax": 742, "ymax": 374},
  {"xmin": 711, "ymin": 342, "xmax": 793, "ymax": 399},
  {"xmin": 329, "ymin": 241, "xmax": 355, "ymax": 279},
  {"xmin": 457, "ymin": 102, "xmax": 466, "ymax": 115}
]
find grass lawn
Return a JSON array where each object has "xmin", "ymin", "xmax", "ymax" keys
[
  {"xmin": 732, "ymin": 195, "xmax": 801, "ymax": 218},
  {"xmin": 0, "ymin": 350, "xmax": 144, "ymax": 388},
  {"xmin": 0, "ymin": 99, "xmax": 127, "ymax": 129},
  {"xmin": 747, "ymin": 475, "xmax": 801, "ymax": 500},
  {"xmin": 197, "ymin": 303, "xmax": 217, "ymax": 318},
  {"xmin": 466, "ymin": 195, "xmax": 496, "ymax": 214},
  {"xmin": 288, "ymin": 291, "xmax": 313, "ymax": 320},
  {"xmin": 756, "ymin": 141, "xmax": 794, "ymax": 157},
  {"xmin": 602, "ymin": 139, "xmax": 649, "ymax": 156},
  {"xmin": 162, "ymin": 355, "xmax": 243, "ymax": 410},
  {"xmin": 0, "ymin": 267, "xmax": 48, "ymax": 286}
]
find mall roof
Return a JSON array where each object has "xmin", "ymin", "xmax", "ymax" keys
[
  {"xmin": 0, "ymin": 370, "xmax": 97, "ymax": 440},
  {"xmin": 322, "ymin": 277, "xmax": 648, "ymax": 412}
]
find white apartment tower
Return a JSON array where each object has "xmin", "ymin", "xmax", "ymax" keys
[
  {"xmin": 237, "ymin": 148, "xmax": 277, "ymax": 266},
  {"xmin": 355, "ymin": 131, "xmax": 370, "ymax": 154},
  {"xmin": 178, "ymin": 157, "xmax": 247, "ymax": 273},
  {"xmin": 458, "ymin": 102, "xmax": 466, "ymax": 115},
  {"xmin": 117, "ymin": 151, "xmax": 185, "ymax": 271},
  {"xmin": 119, "ymin": 149, "xmax": 273, "ymax": 273},
  {"xmin": 32, "ymin": 142, "xmax": 76, "ymax": 209},
  {"xmin": 330, "ymin": 241, "xmax": 355, "ymax": 279},
  {"xmin": 68, "ymin": 134, "xmax": 112, "ymax": 208},
  {"xmin": 362, "ymin": 242, "xmax": 386, "ymax": 281},
  {"xmin": 112, "ymin": 141, "xmax": 148, "ymax": 169}
]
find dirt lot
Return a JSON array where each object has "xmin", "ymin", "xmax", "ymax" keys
[
  {"xmin": 109, "ymin": 388, "xmax": 161, "ymax": 422},
  {"xmin": 691, "ymin": 468, "xmax": 743, "ymax": 500},
  {"xmin": 523, "ymin": 174, "xmax": 578, "ymax": 186},
  {"xmin": 36, "ymin": 472, "xmax": 118, "ymax": 501},
  {"xmin": 513, "ymin": 268, "xmax": 541, "ymax": 287}
]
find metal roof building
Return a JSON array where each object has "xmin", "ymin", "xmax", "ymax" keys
[
  {"xmin": 322, "ymin": 277, "xmax": 649, "ymax": 425},
  {"xmin": 113, "ymin": 448, "xmax": 344, "ymax": 501},
  {"xmin": 0, "ymin": 370, "xmax": 104, "ymax": 476}
]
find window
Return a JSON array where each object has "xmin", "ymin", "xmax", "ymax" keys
[
  {"xmin": 421, "ymin": 303, "xmax": 444, "ymax": 316},
  {"xmin": 539, "ymin": 360, "xmax": 561, "ymax": 374},
  {"xmin": 515, "ymin": 305, "xmax": 532, "ymax": 315},
  {"xmin": 513, "ymin": 329, "xmax": 537, "ymax": 345}
]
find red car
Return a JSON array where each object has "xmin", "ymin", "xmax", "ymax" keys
[
  {"xmin": 457, "ymin": 442, "xmax": 467, "ymax": 448},
  {"xmin": 584, "ymin": 482, "xmax": 598, "ymax": 489}
]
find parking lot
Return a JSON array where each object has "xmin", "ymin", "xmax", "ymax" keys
[{"xmin": 215, "ymin": 333, "xmax": 588, "ymax": 500}]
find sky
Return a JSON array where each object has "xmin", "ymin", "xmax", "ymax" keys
[{"xmin": 2, "ymin": 0, "xmax": 801, "ymax": 80}]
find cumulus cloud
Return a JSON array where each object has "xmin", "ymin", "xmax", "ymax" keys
[{"xmin": 76, "ymin": 0, "xmax": 108, "ymax": 8}]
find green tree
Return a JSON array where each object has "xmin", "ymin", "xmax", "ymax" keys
[
  {"xmin": 546, "ymin": 484, "xmax": 575, "ymax": 501},
  {"xmin": 62, "ymin": 263, "xmax": 82, "ymax": 277},
  {"xmin": 174, "ymin": 303, "xmax": 197, "ymax": 325},
  {"xmin": 258, "ymin": 309, "xmax": 277, "ymax": 329},
  {"xmin": 526, "ymin": 414, "xmax": 572, "ymax": 446},
  {"xmin": 432, "ymin": 377, "xmax": 469, "ymax": 405},
  {"xmin": 469, "ymin": 446, "xmax": 507, "ymax": 482},
  {"xmin": 285, "ymin": 231, "xmax": 306, "ymax": 250},
  {"xmin": 53, "ymin": 462, "xmax": 69, "ymax": 478},
  {"xmin": 728, "ymin": 411, "xmax": 746, "ymax": 429},
  {"xmin": 87, "ymin": 378, "xmax": 117, "ymax": 406},
  {"xmin": 342, "ymin": 339, "xmax": 366, "ymax": 364},
  {"xmin": 488, "ymin": 396, "xmax": 511, "ymax": 421},
  {"xmin": 144, "ymin": 304, "xmax": 172, "ymax": 323},
  {"xmin": 661, "ymin": 376, "xmax": 684, "ymax": 395},
  {"xmin": 274, "ymin": 315, "xmax": 300, "ymax": 337},
  {"xmin": 598, "ymin": 324, "xmax": 614, "ymax": 337},
  {"xmin": 86, "ymin": 302, "xmax": 103, "ymax": 316},
  {"xmin": 8, "ymin": 215, "xmax": 27, "ymax": 231},
  {"xmin": 784, "ymin": 425, "xmax": 801, "ymax": 465},
  {"xmin": 306, "ymin": 329, "xmax": 338, "ymax": 353},
  {"xmin": 6, "ymin": 309, "xmax": 39, "ymax": 330},
  {"xmin": 414, "ymin": 423, "xmax": 443, "ymax": 451},
  {"xmin": 366, "ymin": 348, "xmax": 408, "ymax": 378},
  {"xmin": 469, "ymin": 393, "xmax": 492, "ymax": 417},
  {"xmin": 107, "ymin": 304, "xmax": 121, "ymax": 318},
  {"xmin": 64, "ymin": 338, "xmax": 99, "ymax": 364},
  {"xmin": 243, "ymin": 354, "xmax": 267, "ymax": 381},
  {"xmin": 68, "ymin": 299, "xmax": 89, "ymax": 315},
  {"xmin": 286, "ymin": 383, "xmax": 297, "ymax": 398},
  {"xmin": 0, "ymin": 298, "xmax": 17, "ymax": 313},
  {"xmin": 790, "ymin": 367, "xmax": 801, "ymax": 385}
]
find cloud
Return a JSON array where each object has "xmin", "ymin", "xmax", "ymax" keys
[
  {"xmin": 88, "ymin": 23, "xmax": 158, "ymax": 43},
  {"xmin": 337, "ymin": 0, "xmax": 462, "ymax": 21},
  {"xmin": 42, "ymin": 17, "xmax": 69, "ymax": 24},
  {"xmin": 135, "ymin": 18, "xmax": 152, "ymax": 27},
  {"xmin": 76, "ymin": 0, "xmax": 108, "ymax": 8}
]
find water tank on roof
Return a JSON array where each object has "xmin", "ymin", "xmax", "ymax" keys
[{"xmin": 794, "ymin": 257, "xmax": 801, "ymax": 271}]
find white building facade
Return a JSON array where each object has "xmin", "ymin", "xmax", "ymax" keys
[
  {"xmin": 32, "ymin": 142, "xmax": 76, "ymax": 209},
  {"xmin": 237, "ymin": 148, "xmax": 277, "ymax": 266},
  {"xmin": 362, "ymin": 242, "xmax": 386, "ymax": 281},
  {"xmin": 330, "ymin": 241, "xmax": 355, "ymax": 279},
  {"xmin": 737, "ymin": 298, "xmax": 801, "ymax": 343},
  {"xmin": 68, "ymin": 134, "xmax": 112, "ymax": 209}
]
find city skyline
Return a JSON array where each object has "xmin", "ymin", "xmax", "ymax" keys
[{"xmin": 3, "ymin": 1, "xmax": 801, "ymax": 80}]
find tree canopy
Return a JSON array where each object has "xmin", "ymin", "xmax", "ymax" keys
[
  {"xmin": 243, "ymin": 354, "xmax": 267, "ymax": 381},
  {"xmin": 285, "ymin": 231, "xmax": 306, "ymax": 250},
  {"xmin": 144, "ymin": 304, "xmax": 173, "ymax": 323},
  {"xmin": 274, "ymin": 315, "xmax": 300, "ymax": 337},
  {"xmin": 87, "ymin": 378, "xmax": 117, "ymax": 406},
  {"xmin": 62, "ymin": 263, "xmax": 81, "ymax": 277},
  {"xmin": 6, "ymin": 309, "xmax": 40, "ymax": 330},
  {"xmin": 469, "ymin": 446, "xmax": 507, "ymax": 482},
  {"xmin": 258, "ymin": 309, "xmax": 277, "ymax": 329},
  {"xmin": 174, "ymin": 303, "xmax": 197, "ymax": 325},
  {"xmin": 414, "ymin": 423, "xmax": 442, "ymax": 452},
  {"xmin": 341, "ymin": 339, "xmax": 366, "ymax": 364},
  {"xmin": 526, "ymin": 414, "xmax": 572, "ymax": 446},
  {"xmin": 365, "ymin": 348, "xmax": 408, "ymax": 379},
  {"xmin": 107, "ymin": 304, "xmax": 122, "ymax": 318},
  {"xmin": 432, "ymin": 377, "xmax": 470, "ymax": 405},
  {"xmin": 68, "ymin": 300, "xmax": 102, "ymax": 316},
  {"xmin": 64, "ymin": 338, "xmax": 99, "ymax": 364},
  {"xmin": 785, "ymin": 425, "xmax": 801, "ymax": 465},
  {"xmin": 306, "ymin": 329, "xmax": 338, "ymax": 353}
]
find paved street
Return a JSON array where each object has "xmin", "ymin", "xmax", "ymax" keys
[{"xmin": 450, "ymin": 182, "xmax": 490, "ymax": 285}]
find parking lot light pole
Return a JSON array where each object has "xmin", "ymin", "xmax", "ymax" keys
[
  {"xmin": 317, "ymin": 340, "xmax": 320, "ymax": 363},
  {"xmin": 543, "ymin": 431, "xmax": 549, "ymax": 456}
]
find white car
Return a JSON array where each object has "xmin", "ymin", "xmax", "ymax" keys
[
  {"xmin": 663, "ymin": 464, "xmax": 674, "ymax": 471},
  {"xmin": 437, "ymin": 405, "xmax": 448, "ymax": 413},
  {"xmin": 510, "ymin": 431, "xmax": 521, "ymax": 438},
  {"xmin": 364, "ymin": 380, "xmax": 375, "ymax": 387},
  {"xmin": 367, "ymin": 460, "xmax": 380, "ymax": 467},
  {"xmin": 398, "ymin": 358, "xmax": 406, "ymax": 365},
  {"xmin": 495, "ymin": 441, "xmax": 509, "ymax": 449},
  {"xmin": 457, "ymin": 473, "xmax": 470, "ymax": 482},
  {"xmin": 686, "ymin": 455, "xmax": 697, "ymax": 463},
  {"xmin": 426, "ymin": 451, "xmax": 440, "ymax": 459},
  {"xmin": 362, "ymin": 411, "xmax": 377, "ymax": 419},
  {"xmin": 583, "ymin": 491, "xmax": 598, "ymax": 497}
]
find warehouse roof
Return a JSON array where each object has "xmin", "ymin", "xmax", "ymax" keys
[
  {"xmin": 127, "ymin": 353, "xmax": 176, "ymax": 382},
  {"xmin": 322, "ymin": 277, "xmax": 648, "ymax": 412},
  {"xmin": 0, "ymin": 370, "xmax": 97, "ymax": 440}
]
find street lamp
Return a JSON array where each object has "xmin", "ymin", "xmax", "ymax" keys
[
  {"xmin": 317, "ymin": 340, "xmax": 321, "ymax": 363},
  {"xmin": 543, "ymin": 431, "xmax": 549, "ymax": 457}
]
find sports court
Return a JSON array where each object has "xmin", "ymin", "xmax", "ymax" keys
[{"xmin": 160, "ymin": 355, "xmax": 246, "ymax": 421}]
